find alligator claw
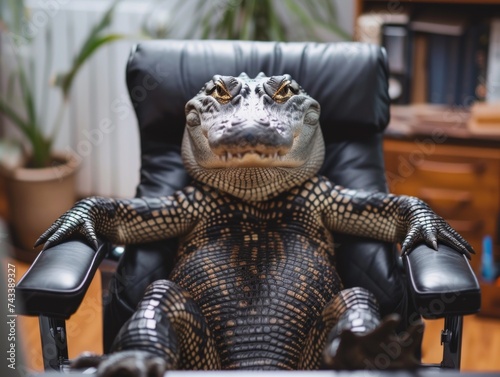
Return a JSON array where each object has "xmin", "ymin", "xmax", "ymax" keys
[
  {"xmin": 72, "ymin": 351, "xmax": 169, "ymax": 377},
  {"xmin": 400, "ymin": 210, "xmax": 474, "ymax": 259},
  {"xmin": 325, "ymin": 314, "xmax": 424, "ymax": 370},
  {"xmin": 34, "ymin": 198, "xmax": 99, "ymax": 251}
]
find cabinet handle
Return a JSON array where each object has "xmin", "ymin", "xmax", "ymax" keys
[{"xmin": 416, "ymin": 160, "xmax": 486, "ymax": 175}]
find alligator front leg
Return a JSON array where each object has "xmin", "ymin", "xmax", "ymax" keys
[
  {"xmin": 322, "ymin": 184, "xmax": 474, "ymax": 258},
  {"xmin": 35, "ymin": 187, "xmax": 200, "ymax": 250}
]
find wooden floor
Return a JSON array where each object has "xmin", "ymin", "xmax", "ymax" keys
[{"xmin": 5, "ymin": 258, "xmax": 500, "ymax": 373}]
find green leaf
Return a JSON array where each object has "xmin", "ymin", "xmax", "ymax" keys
[
  {"xmin": 0, "ymin": 97, "xmax": 51, "ymax": 167},
  {"xmin": 6, "ymin": 71, "xmax": 17, "ymax": 99},
  {"xmin": 1, "ymin": 0, "xmax": 124, "ymax": 167},
  {"xmin": 283, "ymin": 0, "xmax": 318, "ymax": 39},
  {"xmin": 15, "ymin": 57, "xmax": 37, "ymax": 128},
  {"xmin": 3, "ymin": 0, "xmax": 25, "ymax": 36},
  {"xmin": 266, "ymin": 1, "xmax": 286, "ymax": 41},
  {"xmin": 40, "ymin": 24, "xmax": 53, "ymax": 126},
  {"xmin": 57, "ymin": 33, "xmax": 124, "ymax": 98},
  {"xmin": 315, "ymin": 19, "xmax": 352, "ymax": 41},
  {"xmin": 80, "ymin": 0, "xmax": 120, "ymax": 48},
  {"xmin": 240, "ymin": 0, "xmax": 256, "ymax": 41},
  {"xmin": 282, "ymin": 0, "xmax": 350, "ymax": 41},
  {"xmin": 0, "ymin": 97, "xmax": 30, "ymax": 135},
  {"xmin": 54, "ymin": 0, "xmax": 124, "ymax": 97}
]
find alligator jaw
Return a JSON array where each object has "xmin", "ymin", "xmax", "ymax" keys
[{"xmin": 205, "ymin": 150, "xmax": 304, "ymax": 168}]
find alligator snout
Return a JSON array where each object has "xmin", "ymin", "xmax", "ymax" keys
[{"xmin": 208, "ymin": 121, "xmax": 293, "ymax": 158}]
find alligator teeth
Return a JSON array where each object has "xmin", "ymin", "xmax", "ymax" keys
[{"xmin": 217, "ymin": 151, "xmax": 283, "ymax": 161}]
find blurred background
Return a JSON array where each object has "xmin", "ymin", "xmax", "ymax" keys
[{"xmin": 1, "ymin": 0, "xmax": 500, "ymax": 374}]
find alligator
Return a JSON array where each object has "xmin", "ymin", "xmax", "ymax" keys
[{"xmin": 37, "ymin": 73, "xmax": 474, "ymax": 375}]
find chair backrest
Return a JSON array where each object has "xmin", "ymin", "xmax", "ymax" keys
[{"xmin": 103, "ymin": 40, "xmax": 407, "ymax": 351}]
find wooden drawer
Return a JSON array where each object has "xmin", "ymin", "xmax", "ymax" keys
[
  {"xmin": 383, "ymin": 139, "xmax": 500, "ymax": 240},
  {"xmin": 384, "ymin": 142, "xmax": 499, "ymax": 194},
  {"xmin": 397, "ymin": 186, "xmax": 497, "ymax": 220}
]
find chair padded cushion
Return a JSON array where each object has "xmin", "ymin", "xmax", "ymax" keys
[
  {"xmin": 113, "ymin": 41, "xmax": 393, "ymax": 310},
  {"xmin": 16, "ymin": 241, "xmax": 107, "ymax": 319},
  {"xmin": 403, "ymin": 244, "xmax": 481, "ymax": 319},
  {"xmin": 126, "ymin": 40, "xmax": 390, "ymax": 148}
]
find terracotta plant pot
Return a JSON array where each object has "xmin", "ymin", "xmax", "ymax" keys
[{"xmin": 2, "ymin": 152, "xmax": 78, "ymax": 262}]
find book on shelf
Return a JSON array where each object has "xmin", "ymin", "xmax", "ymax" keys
[
  {"xmin": 410, "ymin": 33, "xmax": 427, "ymax": 103},
  {"xmin": 411, "ymin": 12, "xmax": 467, "ymax": 107},
  {"xmin": 382, "ymin": 24, "xmax": 411, "ymax": 103},
  {"xmin": 459, "ymin": 22, "xmax": 489, "ymax": 105},
  {"xmin": 356, "ymin": 10, "xmax": 409, "ymax": 45},
  {"xmin": 356, "ymin": 10, "xmax": 497, "ymax": 108},
  {"xmin": 356, "ymin": 9, "xmax": 411, "ymax": 104}
]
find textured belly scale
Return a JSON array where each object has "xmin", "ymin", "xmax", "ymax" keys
[{"xmin": 170, "ymin": 189, "xmax": 342, "ymax": 369}]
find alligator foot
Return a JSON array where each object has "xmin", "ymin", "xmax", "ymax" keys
[
  {"xmin": 324, "ymin": 314, "xmax": 424, "ymax": 370},
  {"xmin": 71, "ymin": 350, "xmax": 169, "ymax": 377}
]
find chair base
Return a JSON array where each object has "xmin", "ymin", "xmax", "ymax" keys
[{"xmin": 39, "ymin": 316, "xmax": 68, "ymax": 371}]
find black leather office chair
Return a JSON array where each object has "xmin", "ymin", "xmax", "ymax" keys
[{"xmin": 16, "ymin": 40, "xmax": 480, "ymax": 372}]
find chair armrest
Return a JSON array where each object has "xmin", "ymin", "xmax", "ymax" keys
[
  {"xmin": 17, "ymin": 240, "xmax": 108, "ymax": 319},
  {"xmin": 403, "ymin": 244, "xmax": 481, "ymax": 319}
]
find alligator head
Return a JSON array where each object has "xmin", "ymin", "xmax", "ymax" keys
[{"xmin": 182, "ymin": 72, "xmax": 324, "ymax": 201}]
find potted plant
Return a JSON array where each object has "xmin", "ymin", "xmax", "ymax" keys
[
  {"xmin": 0, "ymin": 0, "xmax": 123, "ymax": 260},
  {"xmin": 143, "ymin": 0, "xmax": 351, "ymax": 41}
]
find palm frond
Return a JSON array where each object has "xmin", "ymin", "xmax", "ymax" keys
[
  {"xmin": 0, "ymin": 0, "xmax": 124, "ymax": 167},
  {"xmin": 0, "ymin": 97, "xmax": 30, "ymax": 135},
  {"xmin": 55, "ymin": 33, "xmax": 124, "ymax": 98},
  {"xmin": 53, "ymin": 0, "xmax": 124, "ymax": 98}
]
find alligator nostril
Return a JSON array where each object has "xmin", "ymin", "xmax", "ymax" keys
[
  {"xmin": 232, "ymin": 95, "xmax": 242, "ymax": 106},
  {"xmin": 262, "ymin": 94, "xmax": 273, "ymax": 106},
  {"xmin": 244, "ymin": 133, "xmax": 256, "ymax": 144}
]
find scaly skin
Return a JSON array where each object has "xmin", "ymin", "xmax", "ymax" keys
[{"xmin": 37, "ymin": 74, "xmax": 473, "ymax": 374}]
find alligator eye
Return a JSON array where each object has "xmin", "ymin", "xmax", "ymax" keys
[
  {"xmin": 209, "ymin": 81, "xmax": 232, "ymax": 104},
  {"xmin": 272, "ymin": 80, "xmax": 295, "ymax": 103}
]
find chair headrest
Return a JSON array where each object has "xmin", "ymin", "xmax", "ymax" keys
[{"xmin": 126, "ymin": 40, "xmax": 390, "ymax": 148}]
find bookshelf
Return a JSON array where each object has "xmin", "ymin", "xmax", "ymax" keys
[{"xmin": 355, "ymin": 0, "xmax": 500, "ymax": 317}]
